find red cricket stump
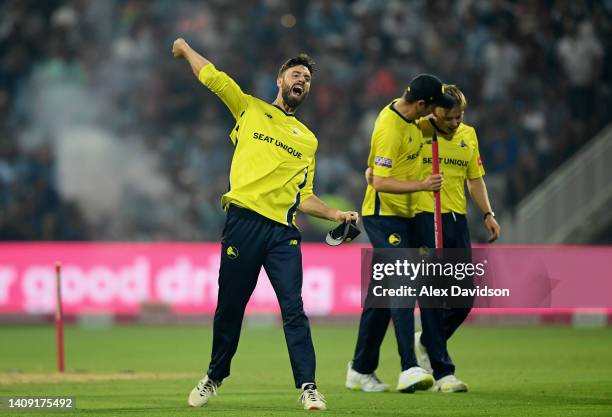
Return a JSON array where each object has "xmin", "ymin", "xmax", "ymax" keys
[
  {"xmin": 55, "ymin": 262, "xmax": 65, "ymax": 373},
  {"xmin": 431, "ymin": 132, "xmax": 443, "ymax": 255}
]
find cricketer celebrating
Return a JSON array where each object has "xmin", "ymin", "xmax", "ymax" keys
[{"xmin": 172, "ymin": 37, "xmax": 359, "ymax": 411}]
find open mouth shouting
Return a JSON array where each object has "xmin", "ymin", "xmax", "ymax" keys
[
  {"xmin": 281, "ymin": 81, "xmax": 309, "ymax": 110},
  {"xmin": 291, "ymin": 84, "xmax": 305, "ymax": 97}
]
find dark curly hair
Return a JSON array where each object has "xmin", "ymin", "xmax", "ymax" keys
[{"xmin": 278, "ymin": 53, "xmax": 316, "ymax": 78}]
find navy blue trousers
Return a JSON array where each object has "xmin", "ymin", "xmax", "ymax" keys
[
  {"xmin": 413, "ymin": 212, "xmax": 472, "ymax": 380},
  {"xmin": 352, "ymin": 215, "xmax": 418, "ymax": 374},
  {"xmin": 207, "ymin": 206, "xmax": 315, "ymax": 388}
]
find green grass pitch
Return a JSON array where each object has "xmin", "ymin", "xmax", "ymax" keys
[{"xmin": 0, "ymin": 324, "xmax": 611, "ymax": 416}]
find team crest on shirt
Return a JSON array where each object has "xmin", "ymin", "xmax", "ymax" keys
[
  {"xmin": 226, "ymin": 246, "xmax": 239, "ymax": 259},
  {"xmin": 460, "ymin": 140, "xmax": 468, "ymax": 148},
  {"xmin": 293, "ymin": 127, "xmax": 301, "ymax": 135},
  {"xmin": 388, "ymin": 233, "xmax": 401, "ymax": 246}
]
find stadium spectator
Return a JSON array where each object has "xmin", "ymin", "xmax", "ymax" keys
[{"xmin": 0, "ymin": 0, "xmax": 610, "ymax": 241}]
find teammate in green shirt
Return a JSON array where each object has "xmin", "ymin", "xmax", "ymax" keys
[{"xmin": 172, "ymin": 37, "xmax": 358, "ymax": 411}]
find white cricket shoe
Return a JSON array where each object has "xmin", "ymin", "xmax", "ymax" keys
[
  {"xmin": 414, "ymin": 331, "xmax": 433, "ymax": 374},
  {"xmin": 345, "ymin": 361, "xmax": 389, "ymax": 392},
  {"xmin": 397, "ymin": 366, "xmax": 434, "ymax": 393},
  {"xmin": 188, "ymin": 375, "xmax": 221, "ymax": 407},
  {"xmin": 432, "ymin": 374, "xmax": 468, "ymax": 393},
  {"xmin": 300, "ymin": 383, "xmax": 327, "ymax": 411}
]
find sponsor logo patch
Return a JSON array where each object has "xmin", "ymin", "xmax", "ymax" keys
[{"xmin": 374, "ymin": 156, "xmax": 393, "ymax": 168}]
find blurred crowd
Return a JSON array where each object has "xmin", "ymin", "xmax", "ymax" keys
[{"xmin": 1, "ymin": 0, "xmax": 610, "ymax": 242}]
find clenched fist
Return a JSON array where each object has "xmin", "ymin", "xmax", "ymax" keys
[{"xmin": 172, "ymin": 38, "xmax": 189, "ymax": 58}]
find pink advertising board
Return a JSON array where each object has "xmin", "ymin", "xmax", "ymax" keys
[
  {"xmin": 0, "ymin": 243, "xmax": 611, "ymax": 316},
  {"xmin": 0, "ymin": 243, "xmax": 363, "ymax": 316}
]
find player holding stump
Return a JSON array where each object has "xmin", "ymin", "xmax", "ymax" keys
[
  {"xmin": 172, "ymin": 37, "xmax": 359, "ymax": 411},
  {"xmin": 346, "ymin": 74, "xmax": 454, "ymax": 393},
  {"xmin": 413, "ymin": 85, "xmax": 501, "ymax": 392}
]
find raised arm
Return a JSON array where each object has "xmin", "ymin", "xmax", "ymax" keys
[
  {"xmin": 172, "ymin": 38, "xmax": 210, "ymax": 77},
  {"xmin": 172, "ymin": 37, "xmax": 248, "ymax": 120}
]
